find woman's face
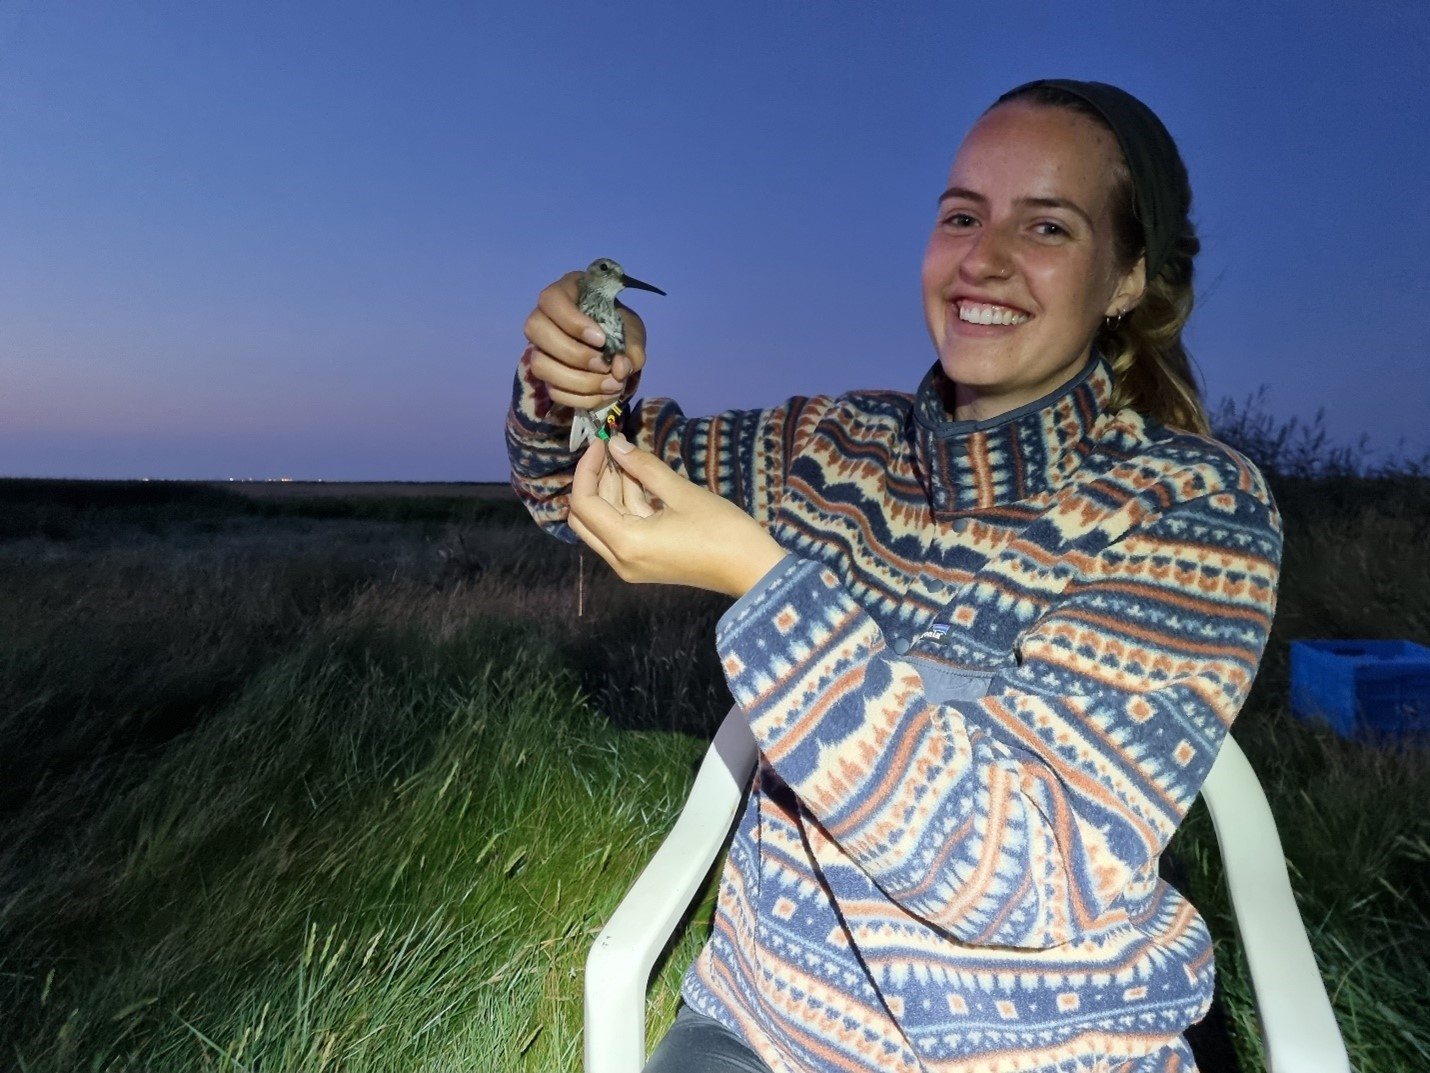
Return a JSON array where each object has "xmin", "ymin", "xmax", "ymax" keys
[{"xmin": 921, "ymin": 101, "xmax": 1145, "ymax": 422}]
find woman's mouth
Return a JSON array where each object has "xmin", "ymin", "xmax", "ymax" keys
[{"xmin": 956, "ymin": 300, "xmax": 1030, "ymax": 326}]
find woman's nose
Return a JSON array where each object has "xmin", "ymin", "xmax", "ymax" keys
[{"xmin": 961, "ymin": 226, "xmax": 1015, "ymax": 281}]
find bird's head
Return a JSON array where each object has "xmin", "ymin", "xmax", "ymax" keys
[{"xmin": 582, "ymin": 258, "xmax": 666, "ymax": 299}]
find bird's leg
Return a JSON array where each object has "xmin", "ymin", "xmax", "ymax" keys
[
  {"xmin": 595, "ymin": 399, "xmax": 625, "ymax": 481},
  {"xmin": 576, "ymin": 413, "xmax": 619, "ymax": 619}
]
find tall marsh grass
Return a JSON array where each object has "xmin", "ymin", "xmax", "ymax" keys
[
  {"xmin": 1, "ymin": 422, "xmax": 1427, "ymax": 1071},
  {"xmin": 4, "ymin": 622, "xmax": 707, "ymax": 1070}
]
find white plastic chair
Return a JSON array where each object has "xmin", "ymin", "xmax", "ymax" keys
[{"xmin": 585, "ymin": 705, "xmax": 1351, "ymax": 1073}]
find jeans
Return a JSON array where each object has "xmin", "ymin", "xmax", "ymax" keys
[{"xmin": 642, "ymin": 1005, "xmax": 775, "ymax": 1073}]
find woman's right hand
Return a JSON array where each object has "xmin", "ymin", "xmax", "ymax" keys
[{"xmin": 522, "ymin": 272, "xmax": 648, "ymax": 410}]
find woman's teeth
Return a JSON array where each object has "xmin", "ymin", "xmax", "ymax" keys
[{"xmin": 957, "ymin": 301, "xmax": 1029, "ymax": 326}]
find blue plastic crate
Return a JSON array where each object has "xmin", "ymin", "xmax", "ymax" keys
[{"xmin": 1290, "ymin": 640, "xmax": 1430, "ymax": 739}]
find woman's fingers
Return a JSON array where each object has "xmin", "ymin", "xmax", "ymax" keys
[
  {"xmin": 522, "ymin": 273, "xmax": 650, "ymax": 408},
  {"xmin": 527, "ymin": 346, "xmax": 622, "ymax": 410},
  {"xmin": 523, "ymin": 305, "xmax": 600, "ymax": 369},
  {"xmin": 570, "ymin": 439, "xmax": 650, "ymax": 584},
  {"xmin": 569, "ymin": 441, "xmax": 636, "ymax": 575},
  {"xmin": 533, "ymin": 272, "xmax": 607, "ymax": 350},
  {"xmin": 620, "ymin": 466, "xmax": 655, "ymax": 518},
  {"xmin": 596, "ymin": 451, "xmax": 625, "ymax": 504},
  {"xmin": 603, "ymin": 435, "xmax": 687, "ymax": 506},
  {"xmin": 584, "ymin": 437, "xmax": 658, "ymax": 519},
  {"xmin": 572, "ymin": 435, "xmax": 785, "ymax": 596}
]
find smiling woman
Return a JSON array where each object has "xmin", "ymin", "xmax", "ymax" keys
[{"xmin": 508, "ymin": 79, "xmax": 1283, "ymax": 1073}]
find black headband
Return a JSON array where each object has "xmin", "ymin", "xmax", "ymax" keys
[{"xmin": 996, "ymin": 79, "xmax": 1190, "ymax": 281}]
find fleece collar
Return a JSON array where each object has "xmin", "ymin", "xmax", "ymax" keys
[{"xmin": 911, "ymin": 355, "xmax": 1113, "ymax": 515}]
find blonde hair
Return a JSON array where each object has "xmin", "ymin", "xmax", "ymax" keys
[{"xmin": 1098, "ymin": 224, "xmax": 1209, "ymax": 435}]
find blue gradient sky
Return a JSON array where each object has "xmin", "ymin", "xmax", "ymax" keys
[{"xmin": 2, "ymin": 1, "xmax": 1426, "ymax": 480}]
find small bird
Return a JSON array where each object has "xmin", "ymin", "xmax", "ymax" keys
[{"xmin": 570, "ymin": 258, "xmax": 665, "ymax": 452}]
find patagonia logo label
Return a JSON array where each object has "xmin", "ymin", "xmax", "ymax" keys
[{"xmin": 917, "ymin": 623, "xmax": 951, "ymax": 643}]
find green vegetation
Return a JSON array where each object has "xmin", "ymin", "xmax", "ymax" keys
[{"xmin": 0, "ymin": 432, "xmax": 1427, "ymax": 1070}]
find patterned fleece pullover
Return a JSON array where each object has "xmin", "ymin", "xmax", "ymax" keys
[{"xmin": 506, "ymin": 349, "xmax": 1282, "ymax": 1073}]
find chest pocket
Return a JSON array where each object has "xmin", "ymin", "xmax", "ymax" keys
[
  {"xmin": 930, "ymin": 510, "xmax": 1118, "ymax": 664},
  {"xmin": 900, "ymin": 654, "xmax": 998, "ymax": 706}
]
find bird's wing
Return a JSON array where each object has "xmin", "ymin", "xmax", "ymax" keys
[{"xmin": 570, "ymin": 409, "xmax": 597, "ymax": 452}]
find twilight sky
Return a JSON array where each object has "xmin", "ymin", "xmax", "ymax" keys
[{"xmin": 2, "ymin": 1, "xmax": 1427, "ymax": 481}]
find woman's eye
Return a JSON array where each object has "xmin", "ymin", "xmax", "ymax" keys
[
  {"xmin": 1034, "ymin": 221, "xmax": 1068, "ymax": 238},
  {"xmin": 941, "ymin": 211, "xmax": 976, "ymax": 229}
]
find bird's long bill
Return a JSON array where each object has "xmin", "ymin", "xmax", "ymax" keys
[{"xmin": 620, "ymin": 273, "xmax": 666, "ymax": 296}]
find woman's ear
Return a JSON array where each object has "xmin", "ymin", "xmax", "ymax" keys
[{"xmin": 1108, "ymin": 253, "xmax": 1147, "ymax": 317}]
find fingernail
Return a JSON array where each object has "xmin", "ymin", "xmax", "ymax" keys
[
  {"xmin": 582, "ymin": 327, "xmax": 605, "ymax": 347},
  {"xmin": 610, "ymin": 434, "xmax": 634, "ymax": 455},
  {"xmin": 600, "ymin": 376, "xmax": 621, "ymax": 393}
]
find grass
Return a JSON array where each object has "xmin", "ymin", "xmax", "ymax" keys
[
  {"xmin": 0, "ymin": 444, "xmax": 1427, "ymax": 1070},
  {"xmin": 5, "ymin": 623, "xmax": 708, "ymax": 1070}
]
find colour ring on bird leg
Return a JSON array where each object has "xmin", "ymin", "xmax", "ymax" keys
[{"xmin": 597, "ymin": 402, "xmax": 624, "ymax": 441}]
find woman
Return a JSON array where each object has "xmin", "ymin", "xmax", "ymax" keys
[{"xmin": 509, "ymin": 80, "xmax": 1281, "ymax": 1073}]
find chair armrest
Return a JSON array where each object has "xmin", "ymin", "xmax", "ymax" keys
[
  {"xmin": 1199, "ymin": 735, "xmax": 1351, "ymax": 1073},
  {"xmin": 584, "ymin": 706, "xmax": 758, "ymax": 1073}
]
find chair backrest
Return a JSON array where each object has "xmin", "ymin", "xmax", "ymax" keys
[
  {"xmin": 584, "ymin": 709, "xmax": 756, "ymax": 1073},
  {"xmin": 1197, "ymin": 735, "xmax": 1350, "ymax": 1072},
  {"xmin": 585, "ymin": 707, "xmax": 1350, "ymax": 1073}
]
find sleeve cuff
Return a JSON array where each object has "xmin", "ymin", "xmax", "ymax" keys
[{"xmin": 716, "ymin": 552, "xmax": 804, "ymax": 640}]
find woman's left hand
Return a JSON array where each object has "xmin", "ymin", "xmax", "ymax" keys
[{"xmin": 569, "ymin": 435, "xmax": 787, "ymax": 598}]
